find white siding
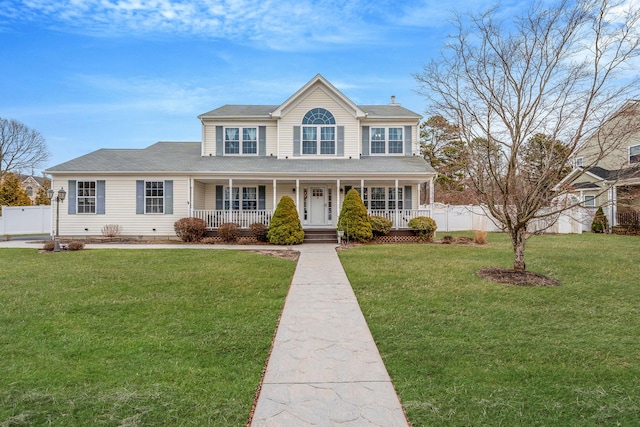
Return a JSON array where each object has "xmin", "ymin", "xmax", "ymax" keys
[
  {"xmin": 201, "ymin": 120, "xmax": 278, "ymax": 157},
  {"xmin": 278, "ymin": 86, "xmax": 360, "ymax": 159},
  {"xmin": 52, "ymin": 175, "xmax": 189, "ymax": 238}
]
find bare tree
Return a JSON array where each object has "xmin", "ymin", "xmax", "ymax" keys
[
  {"xmin": 416, "ymin": 0, "xmax": 640, "ymax": 272},
  {"xmin": 0, "ymin": 117, "xmax": 50, "ymax": 179}
]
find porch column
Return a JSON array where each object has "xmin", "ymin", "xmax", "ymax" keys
[
  {"xmin": 417, "ymin": 182, "xmax": 421, "ymax": 210},
  {"xmin": 228, "ymin": 178, "xmax": 233, "ymax": 224},
  {"xmin": 273, "ymin": 179, "xmax": 277, "ymax": 210},
  {"xmin": 296, "ymin": 179, "xmax": 300, "ymax": 219},
  {"xmin": 395, "ymin": 179, "xmax": 399, "ymax": 230},
  {"xmin": 189, "ymin": 178, "xmax": 194, "ymax": 217},
  {"xmin": 336, "ymin": 179, "xmax": 341, "ymax": 221},
  {"xmin": 360, "ymin": 179, "xmax": 365, "ymax": 209}
]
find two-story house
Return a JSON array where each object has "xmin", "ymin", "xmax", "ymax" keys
[
  {"xmin": 45, "ymin": 74, "xmax": 436, "ymax": 238},
  {"xmin": 561, "ymin": 99, "xmax": 640, "ymax": 227}
]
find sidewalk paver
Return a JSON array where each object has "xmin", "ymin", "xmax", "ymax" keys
[{"xmin": 251, "ymin": 244, "xmax": 409, "ymax": 426}]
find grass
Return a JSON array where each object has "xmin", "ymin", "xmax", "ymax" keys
[
  {"xmin": 0, "ymin": 249, "xmax": 296, "ymax": 426},
  {"xmin": 339, "ymin": 233, "xmax": 640, "ymax": 426}
]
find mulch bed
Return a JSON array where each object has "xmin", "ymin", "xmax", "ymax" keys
[{"xmin": 477, "ymin": 267, "xmax": 562, "ymax": 287}]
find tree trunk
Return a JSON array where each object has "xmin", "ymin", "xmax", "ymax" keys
[{"xmin": 511, "ymin": 226, "xmax": 527, "ymax": 272}]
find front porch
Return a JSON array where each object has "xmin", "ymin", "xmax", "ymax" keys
[
  {"xmin": 192, "ymin": 208, "xmax": 432, "ymax": 230},
  {"xmin": 189, "ymin": 176, "xmax": 435, "ymax": 230}
]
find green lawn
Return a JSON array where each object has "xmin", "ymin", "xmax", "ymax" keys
[
  {"xmin": 0, "ymin": 249, "xmax": 295, "ymax": 426},
  {"xmin": 339, "ymin": 233, "xmax": 640, "ymax": 426}
]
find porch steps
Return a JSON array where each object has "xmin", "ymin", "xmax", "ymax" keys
[{"xmin": 304, "ymin": 229, "xmax": 338, "ymax": 244}]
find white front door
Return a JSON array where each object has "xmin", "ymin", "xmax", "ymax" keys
[{"xmin": 309, "ymin": 187, "xmax": 326, "ymax": 225}]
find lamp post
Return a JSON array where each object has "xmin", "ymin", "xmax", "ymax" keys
[{"xmin": 47, "ymin": 187, "xmax": 66, "ymax": 252}]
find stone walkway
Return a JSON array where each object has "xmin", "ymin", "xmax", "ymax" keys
[{"xmin": 250, "ymin": 244, "xmax": 409, "ymax": 426}]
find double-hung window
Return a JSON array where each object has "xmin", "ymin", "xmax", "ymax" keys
[
  {"xmin": 370, "ymin": 187, "xmax": 386, "ymax": 210},
  {"xmin": 630, "ymin": 144, "xmax": 640, "ymax": 164},
  {"xmin": 77, "ymin": 181, "xmax": 96, "ymax": 214},
  {"xmin": 145, "ymin": 181, "xmax": 164, "ymax": 214},
  {"xmin": 302, "ymin": 108, "xmax": 336, "ymax": 155},
  {"xmin": 243, "ymin": 187, "xmax": 257, "ymax": 210},
  {"xmin": 370, "ymin": 127, "xmax": 403, "ymax": 154},
  {"xmin": 583, "ymin": 195, "xmax": 596, "ymax": 207},
  {"xmin": 225, "ymin": 187, "xmax": 258, "ymax": 210},
  {"xmin": 225, "ymin": 127, "xmax": 257, "ymax": 155}
]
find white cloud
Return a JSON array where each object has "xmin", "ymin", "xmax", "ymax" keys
[{"xmin": 2, "ymin": 0, "xmax": 399, "ymax": 50}]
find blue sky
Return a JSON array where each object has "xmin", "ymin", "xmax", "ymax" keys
[{"xmin": 1, "ymin": 0, "xmax": 515, "ymax": 172}]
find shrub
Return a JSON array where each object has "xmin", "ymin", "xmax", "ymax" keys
[
  {"xmin": 201, "ymin": 237, "xmax": 217, "ymax": 244},
  {"xmin": 174, "ymin": 217, "xmax": 207, "ymax": 242},
  {"xmin": 267, "ymin": 196, "xmax": 304, "ymax": 245},
  {"xmin": 442, "ymin": 235, "xmax": 453, "ymax": 244},
  {"xmin": 337, "ymin": 189, "xmax": 372, "ymax": 243},
  {"xmin": 67, "ymin": 240, "xmax": 85, "ymax": 251},
  {"xmin": 218, "ymin": 222, "xmax": 240, "ymax": 242},
  {"xmin": 42, "ymin": 240, "xmax": 55, "ymax": 251},
  {"xmin": 249, "ymin": 222, "xmax": 269, "ymax": 242},
  {"xmin": 474, "ymin": 230, "xmax": 488, "ymax": 244},
  {"xmin": 408, "ymin": 216, "xmax": 437, "ymax": 241},
  {"xmin": 591, "ymin": 206, "xmax": 609, "ymax": 233},
  {"xmin": 369, "ymin": 215, "xmax": 393, "ymax": 236},
  {"xmin": 101, "ymin": 224, "xmax": 121, "ymax": 238}
]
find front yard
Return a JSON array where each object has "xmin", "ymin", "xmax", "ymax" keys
[
  {"xmin": 339, "ymin": 233, "xmax": 640, "ymax": 426},
  {"xmin": 2, "ymin": 233, "xmax": 638, "ymax": 426},
  {"xmin": 0, "ymin": 249, "xmax": 295, "ymax": 426}
]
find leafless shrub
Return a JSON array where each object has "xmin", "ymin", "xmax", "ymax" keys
[
  {"xmin": 474, "ymin": 230, "xmax": 488, "ymax": 245},
  {"xmin": 101, "ymin": 224, "xmax": 121, "ymax": 238}
]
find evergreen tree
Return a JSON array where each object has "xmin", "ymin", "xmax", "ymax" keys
[
  {"xmin": 267, "ymin": 196, "xmax": 304, "ymax": 245},
  {"xmin": 0, "ymin": 172, "xmax": 31, "ymax": 214},
  {"xmin": 337, "ymin": 189, "xmax": 372, "ymax": 243}
]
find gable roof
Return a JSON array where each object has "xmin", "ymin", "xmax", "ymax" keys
[
  {"xmin": 198, "ymin": 75, "xmax": 422, "ymax": 121},
  {"xmin": 270, "ymin": 74, "xmax": 366, "ymax": 119},
  {"xmin": 46, "ymin": 142, "xmax": 435, "ymax": 177}
]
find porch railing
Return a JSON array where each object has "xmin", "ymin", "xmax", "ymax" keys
[
  {"xmin": 193, "ymin": 209, "xmax": 432, "ymax": 229},
  {"xmin": 193, "ymin": 210, "xmax": 272, "ymax": 229},
  {"xmin": 369, "ymin": 209, "xmax": 432, "ymax": 229}
]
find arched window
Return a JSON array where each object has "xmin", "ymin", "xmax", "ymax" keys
[{"xmin": 302, "ymin": 108, "xmax": 336, "ymax": 155}]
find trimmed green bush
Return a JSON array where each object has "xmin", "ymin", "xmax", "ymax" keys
[
  {"xmin": 174, "ymin": 217, "xmax": 207, "ymax": 242},
  {"xmin": 267, "ymin": 196, "xmax": 304, "ymax": 245},
  {"xmin": 249, "ymin": 222, "xmax": 269, "ymax": 242},
  {"xmin": 408, "ymin": 216, "xmax": 437, "ymax": 241},
  {"xmin": 337, "ymin": 189, "xmax": 372, "ymax": 243},
  {"xmin": 369, "ymin": 215, "xmax": 393, "ymax": 236},
  {"xmin": 591, "ymin": 206, "xmax": 609, "ymax": 233}
]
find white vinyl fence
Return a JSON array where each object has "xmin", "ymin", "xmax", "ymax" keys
[
  {"xmin": 0, "ymin": 205, "xmax": 51, "ymax": 236},
  {"xmin": 423, "ymin": 204, "xmax": 592, "ymax": 234}
]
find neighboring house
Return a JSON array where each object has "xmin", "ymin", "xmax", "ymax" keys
[
  {"xmin": 18, "ymin": 174, "xmax": 49, "ymax": 205},
  {"xmin": 562, "ymin": 99, "xmax": 640, "ymax": 227},
  {"xmin": 45, "ymin": 74, "xmax": 436, "ymax": 238}
]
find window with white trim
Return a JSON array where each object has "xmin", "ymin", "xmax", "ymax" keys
[
  {"xmin": 225, "ymin": 186, "xmax": 258, "ymax": 210},
  {"xmin": 225, "ymin": 127, "xmax": 257, "ymax": 155},
  {"xmin": 355, "ymin": 186, "xmax": 405, "ymax": 210},
  {"xmin": 630, "ymin": 144, "xmax": 640, "ymax": 164},
  {"xmin": 583, "ymin": 195, "xmax": 596, "ymax": 207},
  {"xmin": 145, "ymin": 181, "xmax": 164, "ymax": 214},
  {"xmin": 302, "ymin": 108, "xmax": 336, "ymax": 155},
  {"xmin": 370, "ymin": 127, "xmax": 403, "ymax": 154},
  {"xmin": 77, "ymin": 181, "xmax": 96, "ymax": 214},
  {"xmin": 575, "ymin": 157, "xmax": 583, "ymax": 167}
]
